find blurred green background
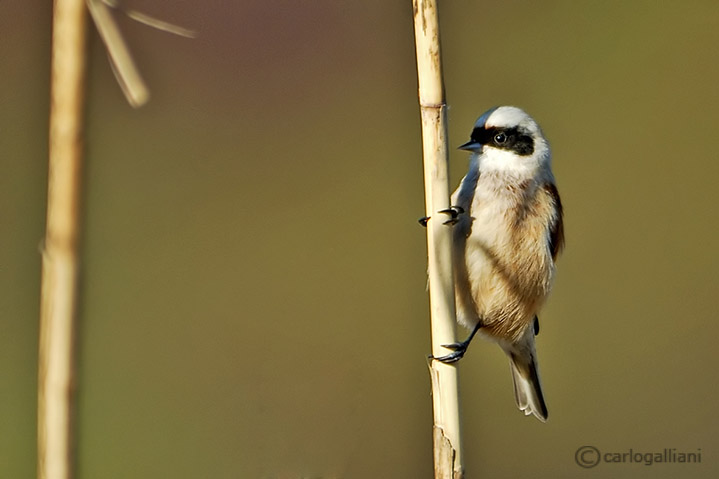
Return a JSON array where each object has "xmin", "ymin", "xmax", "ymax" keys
[{"xmin": 2, "ymin": 0, "xmax": 719, "ymax": 478}]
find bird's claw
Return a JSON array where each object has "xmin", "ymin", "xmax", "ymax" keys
[
  {"xmin": 440, "ymin": 341, "xmax": 468, "ymax": 351},
  {"xmin": 418, "ymin": 206, "xmax": 464, "ymax": 227},
  {"xmin": 429, "ymin": 341, "xmax": 469, "ymax": 363},
  {"xmin": 439, "ymin": 206, "xmax": 464, "ymax": 225}
]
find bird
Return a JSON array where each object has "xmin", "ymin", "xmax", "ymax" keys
[{"xmin": 428, "ymin": 106, "xmax": 564, "ymax": 422}]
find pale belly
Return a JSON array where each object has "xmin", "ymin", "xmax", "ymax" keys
[{"xmin": 453, "ymin": 191, "xmax": 555, "ymax": 342}]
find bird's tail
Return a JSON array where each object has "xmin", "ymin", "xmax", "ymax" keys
[{"xmin": 506, "ymin": 331, "xmax": 548, "ymax": 422}]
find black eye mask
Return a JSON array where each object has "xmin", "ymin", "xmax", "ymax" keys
[{"xmin": 469, "ymin": 126, "xmax": 535, "ymax": 156}]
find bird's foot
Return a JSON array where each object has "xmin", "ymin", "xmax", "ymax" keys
[
  {"xmin": 439, "ymin": 206, "xmax": 464, "ymax": 225},
  {"xmin": 418, "ymin": 206, "xmax": 464, "ymax": 227},
  {"xmin": 429, "ymin": 341, "xmax": 470, "ymax": 364},
  {"xmin": 428, "ymin": 323, "xmax": 482, "ymax": 363}
]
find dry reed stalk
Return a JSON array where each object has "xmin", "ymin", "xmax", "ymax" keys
[
  {"xmin": 411, "ymin": 1, "xmax": 464, "ymax": 478},
  {"xmin": 86, "ymin": 0, "xmax": 150, "ymax": 107},
  {"xmin": 38, "ymin": 1, "xmax": 88, "ymax": 478}
]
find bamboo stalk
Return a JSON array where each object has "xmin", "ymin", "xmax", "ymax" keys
[
  {"xmin": 411, "ymin": 1, "xmax": 464, "ymax": 478},
  {"xmin": 38, "ymin": 1, "xmax": 88, "ymax": 478}
]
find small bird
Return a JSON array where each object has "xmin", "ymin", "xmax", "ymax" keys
[{"xmin": 429, "ymin": 106, "xmax": 564, "ymax": 422}]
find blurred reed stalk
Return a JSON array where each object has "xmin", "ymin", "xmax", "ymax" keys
[
  {"xmin": 38, "ymin": 0, "xmax": 88, "ymax": 478},
  {"xmin": 411, "ymin": 1, "xmax": 464, "ymax": 478},
  {"xmin": 86, "ymin": 0, "xmax": 150, "ymax": 107}
]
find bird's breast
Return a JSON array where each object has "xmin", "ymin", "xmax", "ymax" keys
[{"xmin": 455, "ymin": 176, "xmax": 556, "ymax": 340}]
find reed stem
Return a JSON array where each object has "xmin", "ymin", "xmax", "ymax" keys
[
  {"xmin": 411, "ymin": 1, "xmax": 464, "ymax": 477},
  {"xmin": 39, "ymin": 1, "xmax": 88, "ymax": 477}
]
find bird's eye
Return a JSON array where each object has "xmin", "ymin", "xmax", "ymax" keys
[{"xmin": 494, "ymin": 133, "xmax": 507, "ymax": 144}]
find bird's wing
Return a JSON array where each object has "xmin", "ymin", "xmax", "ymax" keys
[{"xmin": 544, "ymin": 183, "xmax": 564, "ymax": 261}]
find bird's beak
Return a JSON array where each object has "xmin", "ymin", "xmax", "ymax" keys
[{"xmin": 458, "ymin": 140, "xmax": 482, "ymax": 152}]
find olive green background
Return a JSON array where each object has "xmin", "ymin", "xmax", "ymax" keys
[{"xmin": 2, "ymin": 1, "xmax": 718, "ymax": 478}]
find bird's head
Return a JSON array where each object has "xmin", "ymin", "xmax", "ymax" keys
[{"xmin": 459, "ymin": 106, "xmax": 551, "ymax": 176}]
